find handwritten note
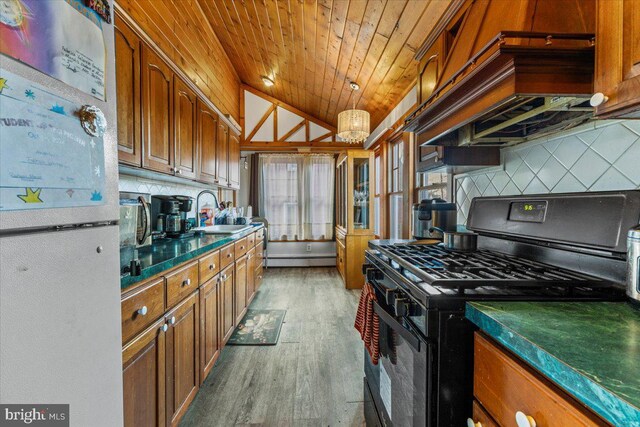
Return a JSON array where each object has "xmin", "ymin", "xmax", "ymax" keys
[{"xmin": 0, "ymin": 68, "xmax": 106, "ymax": 211}]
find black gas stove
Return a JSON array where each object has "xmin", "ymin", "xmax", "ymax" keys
[{"xmin": 362, "ymin": 191, "xmax": 640, "ymax": 427}]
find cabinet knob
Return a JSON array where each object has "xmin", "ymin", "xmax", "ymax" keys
[
  {"xmin": 183, "ymin": 278, "xmax": 191, "ymax": 286},
  {"xmin": 590, "ymin": 92, "xmax": 609, "ymax": 107},
  {"xmin": 466, "ymin": 419, "xmax": 482, "ymax": 427},
  {"xmin": 222, "ymin": 274, "xmax": 227, "ymax": 280},
  {"xmin": 161, "ymin": 324, "xmax": 168, "ymax": 332},
  {"xmin": 209, "ymin": 263, "xmax": 215, "ymax": 270},
  {"xmin": 137, "ymin": 306, "xmax": 148, "ymax": 316},
  {"xmin": 227, "ymin": 253, "xmax": 232, "ymax": 258},
  {"xmin": 515, "ymin": 412, "xmax": 536, "ymax": 427},
  {"xmin": 170, "ymin": 316, "xmax": 176, "ymax": 325},
  {"xmin": 240, "ymin": 246, "xmax": 244, "ymax": 250}
]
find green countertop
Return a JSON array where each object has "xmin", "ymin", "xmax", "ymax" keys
[
  {"xmin": 120, "ymin": 224, "xmax": 263, "ymax": 290},
  {"xmin": 466, "ymin": 301, "xmax": 640, "ymax": 427}
]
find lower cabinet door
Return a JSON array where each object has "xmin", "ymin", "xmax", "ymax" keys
[
  {"xmin": 234, "ymin": 255, "xmax": 248, "ymax": 325},
  {"xmin": 199, "ymin": 276, "xmax": 220, "ymax": 384},
  {"xmin": 246, "ymin": 247, "xmax": 256, "ymax": 303},
  {"xmin": 254, "ymin": 262, "xmax": 264, "ymax": 290},
  {"xmin": 123, "ymin": 318, "xmax": 166, "ymax": 427},
  {"xmin": 220, "ymin": 264, "xmax": 235, "ymax": 345},
  {"xmin": 165, "ymin": 291, "xmax": 200, "ymax": 427}
]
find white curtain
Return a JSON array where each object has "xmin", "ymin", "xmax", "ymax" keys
[{"xmin": 259, "ymin": 154, "xmax": 335, "ymax": 241}]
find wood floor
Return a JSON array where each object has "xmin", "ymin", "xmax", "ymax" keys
[{"xmin": 180, "ymin": 267, "xmax": 365, "ymax": 427}]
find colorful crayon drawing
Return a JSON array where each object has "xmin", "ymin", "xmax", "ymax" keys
[{"xmin": 0, "ymin": 0, "xmax": 107, "ymax": 100}]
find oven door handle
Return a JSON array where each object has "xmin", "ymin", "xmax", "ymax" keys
[{"xmin": 374, "ymin": 302, "xmax": 421, "ymax": 352}]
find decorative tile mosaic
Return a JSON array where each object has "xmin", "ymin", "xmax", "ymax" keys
[{"xmin": 455, "ymin": 121, "xmax": 640, "ymax": 224}]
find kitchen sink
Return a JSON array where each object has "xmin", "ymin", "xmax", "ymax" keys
[{"xmin": 193, "ymin": 225, "xmax": 253, "ymax": 235}]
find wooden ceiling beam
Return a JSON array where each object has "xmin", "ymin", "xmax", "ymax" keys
[
  {"xmin": 245, "ymin": 104, "xmax": 276, "ymax": 142},
  {"xmin": 278, "ymin": 120, "xmax": 306, "ymax": 142}
]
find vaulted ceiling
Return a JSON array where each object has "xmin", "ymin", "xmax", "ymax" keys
[{"xmin": 197, "ymin": 0, "xmax": 452, "ymax": 130}]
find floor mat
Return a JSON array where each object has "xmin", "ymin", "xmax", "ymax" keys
[{"xmin": 227, "ymin": 309, "xmax": 286, "ymax": 345}]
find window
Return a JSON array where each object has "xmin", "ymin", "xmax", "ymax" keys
[
  {"xmin": 388, "ymin": 140, "xmax": 404, "ymax": 239},
  {"xmin": 374, "ymin": 153, "xmax": 381, "ymax": 237},
  {"xmin": 415, "ymin": 172, "xmax": 450, "ymax": 202},
  {"xmin": 259, "ymin": 154, "xmax": 335, "ymax": 241}
]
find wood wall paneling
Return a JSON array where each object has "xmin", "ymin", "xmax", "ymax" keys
[{"xmin": 199, "ymin": 0, "xmax": 451, "ymax": 129}]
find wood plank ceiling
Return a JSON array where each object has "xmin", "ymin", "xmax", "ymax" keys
[{"xmin": 197, "ymin": 0, "xmax": 452, "ymax": 130}]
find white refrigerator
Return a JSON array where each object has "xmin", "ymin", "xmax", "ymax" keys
[{"xmin": 0, "ymin": 3, "xmax": 124, "ymax": 426}]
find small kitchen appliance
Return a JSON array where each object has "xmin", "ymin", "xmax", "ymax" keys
[
  {"xmin": 628, "ymin": 226, "xmax": 640, "ymax": 305},
  {"xmin": 412, "ymin": 198, "xmax": 457, "ymax": 239},
  {"xmin": 119, "ymin": 192, "xmax": 152, "ymax": 248},
  {"xmin": 151, "ymin": 195, "xmax": 194, "ymax": 238},
  {"xmin": 363, "ymin": 190, "xmax": 640, "ymax": 427}
]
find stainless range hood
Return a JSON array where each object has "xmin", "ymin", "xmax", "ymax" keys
[{"xmin": 406, "ymin": 0, "xmax": 597, "ymax": 148}]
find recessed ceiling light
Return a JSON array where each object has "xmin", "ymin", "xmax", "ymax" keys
[{"xmin": 261, "ymin": 76, "xmax": 274, "ymax": 87}]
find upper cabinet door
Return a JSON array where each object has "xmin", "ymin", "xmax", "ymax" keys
[
  {"xmin": 114, "ymin": 14, "xmax": 142, "ymax": 167},
  {"xmin": 217, "ymin": 121, "xmax": 229, "ymax": 186},
  {"xmin": 142, "ymin": 45, "xmax": 174, "ymax": 174},
  {"xmin": 197, "ymin": 99, "xmax": 218, "ymax": 184},
  {"xmin": 174, "ymin": 78, "xmax": 198, "ymax": 179},
  {"xmin": 594, "ymin": 0, "xmax": 640, "ymax": 117},
  {"xmin": 228, "ymin": 130, "xmax": 240, "ymax": 189}
]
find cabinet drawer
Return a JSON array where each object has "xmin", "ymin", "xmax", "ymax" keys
[
  {"xmin": 255, "ymin": 241, "xmax": 264, "ymax": 260},
  {"xmin": 235, "ymin": 237, "xmax": 248, "ymax": 258},
  {"xmin": 220, "ymin": 244, "xmax": 235, "ymax": 269},
  {"xmin": 121, "ymin": 277, "xmax": 165, "ymax": 344},
  {"xmin": 471, "ymin": 400, "xmax": 499, "ymax": 427},
  {"xmin": 256, "ymin": 228, "xmax": 264, "ymax": 241},
  {"xmin": 474, "ymin": 333, "xmax": 608, "ymax": 427},
  {"xmin": 166, "ymin": 261, "xmax": 199, "ymax": 308},
  {"xmin": 199, "ymin": 250, "xmax": 220, "ymax": 283},
  {"xmin": 247, "ymin": 232, "xmax": 256, "ymax": 248}
]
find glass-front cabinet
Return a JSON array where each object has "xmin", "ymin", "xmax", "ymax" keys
[
  {"xmin": 335, "ymin": 150, "xmax": 375, "ymax": 289},
  {"xmin": 336, "ymin": 150, "xmax": 374, "ymax": 235}
]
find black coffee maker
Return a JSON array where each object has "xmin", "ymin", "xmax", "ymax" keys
[{"xmin": 151, "ymin": 195, "xmax": 194, "ymax": 238}]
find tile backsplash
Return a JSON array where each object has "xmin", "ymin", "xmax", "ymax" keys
[
  {"xmin": 455, "ymin": 120, "xmax": 640, "ymax": 224},
  {"xmin": 118, "ymin": 174, "xmax": 223, "ymax": 218}
]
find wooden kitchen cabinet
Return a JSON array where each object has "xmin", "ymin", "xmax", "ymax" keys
[
  {"xmin": 173, "ymin": 78, "xmax": 198, "ymax": 179},
  {"xmin": 123, "ymin": 318, "xmax": 166, "ymax": 427},
  {"xmin": 246, "ymin": 246, "xmax": 256, "ymax": 304},
  {"xmin": 141, "ymin": 44, "xmax": 174, "ymax": 174},
  {"xmin": 228, "ymin": 129, "xmax": 240, "ymax": 189},
  {"xmin": 114, "ymin": 13, "xmax": 142, "ymax": 167},
  {"xmin": 335, "ymin": 150, "xmax": 375, "ymax": 289},
  {"xmin": 197, "ymin": 98, "xmax": 218, "ymax": 184},
  {"xmin": 473, "ymin": 332, "xmax": 609, "ymax": 427},
  {"xmin": 165, "ymin": 291, "xmax": 200, "ymax": 427},
  {"xmin": 121, "ymin": 277, "xmax": 165, "ymax": 344},
  {"xmin": 220, "ymin": 264, "xmax": 235, "ymax": 345},
  {"xmin": 594, "ymin": 0, "xmax": 640, "ymax": 117},
  {"xmin": 234, "ymin": 255, "xmax": 248, "ymax": 325},
  {"xmin": 199, "ymin": 276, "xmax": 220, "ymax": 384},
  {"xmin": 217, "ymin": 121, "xmax": 229, "ymax": 186}
]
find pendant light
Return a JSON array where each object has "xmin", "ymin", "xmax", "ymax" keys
[{"xmin": 337, "ymin": 82, "xmax": 370, "ymax": 144}]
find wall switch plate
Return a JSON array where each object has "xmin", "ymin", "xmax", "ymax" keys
[{"xmin": 306, "ymin": 244, "xmax": 312, "ymax": 252}]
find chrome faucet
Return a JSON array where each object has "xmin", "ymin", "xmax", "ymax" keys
[{"xmin": 196, "ymin": 190, "xmax": 219, "ymax": 226}]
